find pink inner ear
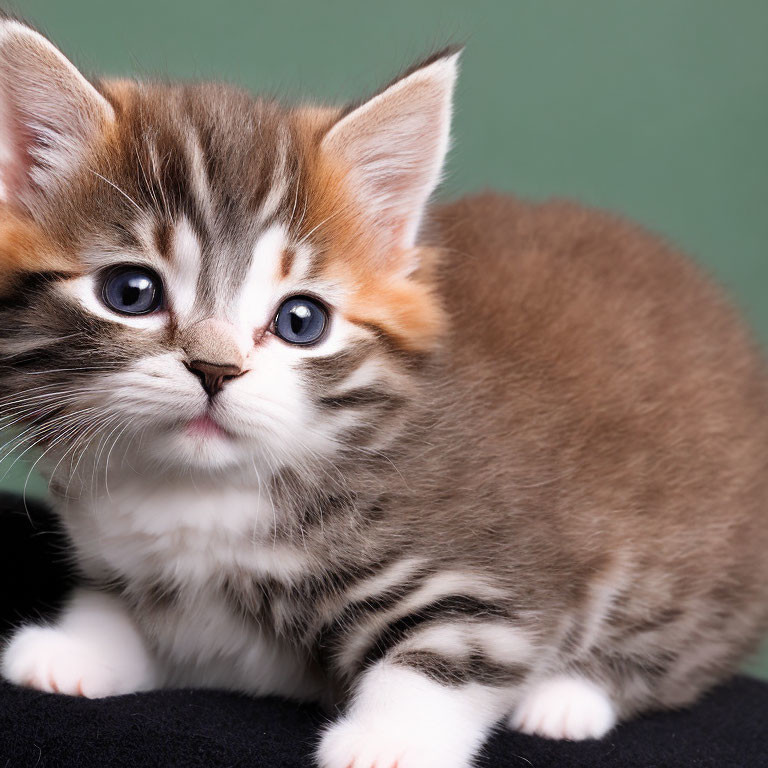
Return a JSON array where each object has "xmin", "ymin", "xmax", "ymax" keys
[
  {"xmin": 320, "ymin": 53, "xmax": 459, "ymax": 256},
  {"xmin": 0, "ymin": 21, "xmax": 114, "ymax": 210},
  {"xmin": 3, "ymin": 100, "xmax": 40, "ymax": 202}
]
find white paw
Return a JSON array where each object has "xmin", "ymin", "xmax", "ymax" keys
[
  {"xmin": 317, "ymin": 662, "xmax": 501, "ymax": 768},
  {"xmin": 2, "ymin": 624, "xmax": 153, "ymax": 698},
  {"xmin": 318, "ymin": 715, "xmax": 460, "ymax": 768},
  {"xmin": 510, "ymin": 676, "xmax": 616, "ymax": 741}
]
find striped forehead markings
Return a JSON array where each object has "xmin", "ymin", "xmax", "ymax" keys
[
  {"xmin": 118, "ymin": 103, "xmax": 296, "ymax": 240},
  {"xmin": 279, "ymin": 246, "xmax": 296, "ymax": 281},
  {"xmin": 153, "ymin": 217, "xmax": 318, "ymax": 330},
  {"xmin": 235, "ymin": 223, "xmax": 291, "ymax": 329},
  {"xmin": 184, "ymin": 128, "xmax": 215, "ymax": 230},
  {"xmin": 153, "ymin": 220, "xmax": 172, "ymax": 260},
  {"xmin": 166, "ymin": 217, "xmax": 203, "ymax": 320},
  {"xmin": 256, "ymin": 123, "xmax": 293, "ymax": 226}
]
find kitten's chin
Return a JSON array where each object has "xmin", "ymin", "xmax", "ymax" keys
[{"xmin": 156, "ymin": 426, "xmax": 248, "ymax": 472}]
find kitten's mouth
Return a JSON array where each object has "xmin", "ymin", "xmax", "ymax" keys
[{"xmin": 185, "ymin": 414, "xmax": 229, "ymax": 440}]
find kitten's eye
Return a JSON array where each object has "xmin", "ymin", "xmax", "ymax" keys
[
  {"xmin": 273, "ymin": 296, "xmax": 328, "ymax": 345},
  {"xmin": 101, "ymin": 266, "xmax": 163, "ymax": 315}
]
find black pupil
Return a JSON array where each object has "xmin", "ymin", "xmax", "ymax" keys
[
  {"xmin": 290, "ymin": 305, "xmax": 311, "ymax": 334},
  {"xmin": 122, "ymin": 277, "xmax": 150, "ymax": 307}
]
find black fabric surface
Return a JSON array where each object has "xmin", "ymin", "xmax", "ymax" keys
[{"xmin": 1, "ymin": 492, "xmax": 767, "ymax": 768}]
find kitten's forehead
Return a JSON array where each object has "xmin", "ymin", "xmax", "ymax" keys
[
  {"xmin": 75, "ymin": 82, "xmax": 311, "ymax": 268},
  {"xmin": 74, "ymin": 83, "xmax": 332, "ymax": 321},
  {"xmin": 105, "ymin": 80, "xmax": 302, "ymax": 217}
]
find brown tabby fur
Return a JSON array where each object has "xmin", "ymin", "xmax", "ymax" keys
[{"xmin": 431, "ymin": 194, "xmax": 768, "ymax": 709}]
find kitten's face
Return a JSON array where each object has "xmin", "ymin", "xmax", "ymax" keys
[{"xmin": 0, "ymin": 22, "xmax": 457, "ymax": 482}]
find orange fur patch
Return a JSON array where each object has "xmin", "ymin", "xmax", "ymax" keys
[
  {"xmin": 0, "ymin": 212, "xmax": 74, "ymax": 295},
  {"xmin": 294, "ymin": 114, "xmax": 445, "ymax": 352}
]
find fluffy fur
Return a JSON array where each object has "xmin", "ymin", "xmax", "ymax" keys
[{"xmin": 0, "ymin": 18, "xmax": 767, "ymax": 768}]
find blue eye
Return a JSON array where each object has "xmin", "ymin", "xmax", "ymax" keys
[
  {"xmin": 273, "ymin": 296, "xmax": 328, "ymax": 345},
  {"xmin": 101, "ymin": 266, "xmax": 163, "ymax": 315}
]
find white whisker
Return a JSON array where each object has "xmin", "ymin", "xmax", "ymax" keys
[{"xmin": 88, "ymin": 169, "xmax": 144, "ymax": 215}]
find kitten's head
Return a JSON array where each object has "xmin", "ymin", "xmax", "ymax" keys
[{"xmin": 0, "ymin": 19, "xmax": 458, "ymax": 483}]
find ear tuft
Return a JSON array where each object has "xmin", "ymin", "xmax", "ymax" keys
[
  {"xmin": 321, "ymin": 48, "xmax": 461, "ymax": 262},
  {"xmin": 0, "ymin": 19, "xmax": 114, "ymax": 211}
]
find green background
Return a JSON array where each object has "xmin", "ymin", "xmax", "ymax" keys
[{"xmin": 3, "ymin": 0, "xmax": 767, "ymax": 677}]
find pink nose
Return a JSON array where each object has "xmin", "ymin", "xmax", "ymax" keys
[
  {"xmin": 184, "ymin": 360, "xmax": 244, "ymax": 396},
  {"xmin": 180, "ymin": 318, "xmax": 247, "ymax": 397}
]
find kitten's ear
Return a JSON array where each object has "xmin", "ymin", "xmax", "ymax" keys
[
  {"xmin": 321, "ymin": 49, "xmax": 460, "ymax": 261},
  {"xmin": 0, "ymin": 19, "xmax": 114, "ymax": 211}
]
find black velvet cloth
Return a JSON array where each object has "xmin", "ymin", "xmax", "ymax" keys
[{"xmin": 1, "ymin": 492, "xmax": 767, "ymax": 768}]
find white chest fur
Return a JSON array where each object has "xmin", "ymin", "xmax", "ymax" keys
[
  {"xmin": 56, "ymin": 482, "xmax": 320, "ymax": 698},
  {"xmin": 62, "ymin": 482, "xmax": 313, "ymax": 586}
]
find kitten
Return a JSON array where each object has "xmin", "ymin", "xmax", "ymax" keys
[{"xmin": 0, "ymin": 17, "xmax": 767, "ymax": 768}]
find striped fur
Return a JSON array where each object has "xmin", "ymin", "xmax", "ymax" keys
[{"xmin": 1, "ymin": 18, "xmax": 768, "ymax": 768}]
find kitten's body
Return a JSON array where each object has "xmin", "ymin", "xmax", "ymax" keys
[
  {"xmin": 49, "ymin": 193, "xmax": 768, "ymax": 713},
  {"xmin": 0, "ymin": 19, "xmax": 766, "ymax": 768}
]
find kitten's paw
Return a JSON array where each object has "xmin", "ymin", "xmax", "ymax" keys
[
  {"xmin": 510, "ymin": 676, "xmax": 616, "ymax": 740},
  {"xmin": 318, "ymin": 716, "xmax": 458, "ymax": 768},
  {"xmin": 1, "ymin": 625, "xmax": 153, "ymax": 698},
  {"xmin": 317, "ymin": 663, "xmax": 498, "ymax": 768}
]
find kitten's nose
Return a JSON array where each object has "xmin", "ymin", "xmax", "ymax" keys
[
  {"xmin": 180, "ymin": 318, "xmax": 247, "ymax": 397},
  {"xmin": 185, "ymin": 360, "xmax": 244, "ymax": 397}
]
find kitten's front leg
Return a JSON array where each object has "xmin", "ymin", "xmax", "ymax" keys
[
  {"xmin": 1, "ymin": 587, "xmax": 157, "ymax": 698},
  {"xmin": 317, "ymin": 660, "xmax": 508, "ymax": 768}
]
